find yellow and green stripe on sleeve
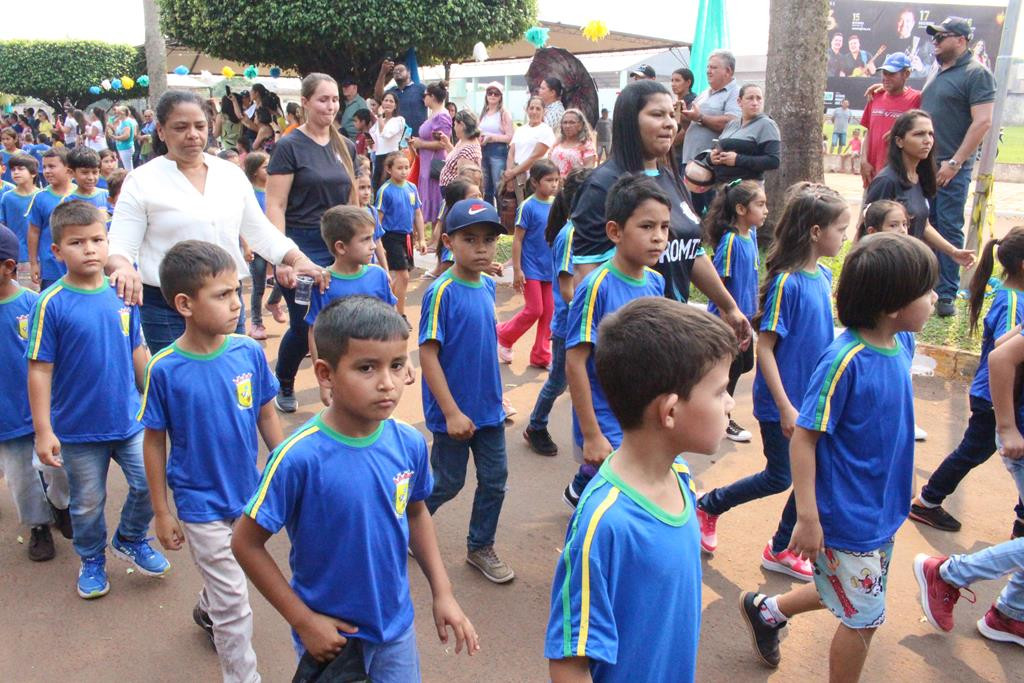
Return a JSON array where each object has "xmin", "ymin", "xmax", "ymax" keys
[
  {"xmin": 26, "ymin": 285, "xmax": 63, "ymax": 360},
  {"xmin": 808, "ymin": 339, "xmax": 864, "ymax": 432}
]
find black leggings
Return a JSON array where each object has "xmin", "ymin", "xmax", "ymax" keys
[{"xmin": 727, "ymin": 342, "xmax": 755, "ymax": 397}]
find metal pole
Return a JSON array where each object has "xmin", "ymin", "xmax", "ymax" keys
[{"xmin": 963, "ymin": 0, "xmax": 1021, "ymax": 286}]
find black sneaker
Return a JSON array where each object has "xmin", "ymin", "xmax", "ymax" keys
[
  {"xmin": 562, "ymin": 483, "xmax": 580, "ymax": 510},
  {"xmin": 935, "ymin": 298, "xmax": 955, "ymax": 317},
  {"xmin": 739, "ymin": 591, "xmax": 785, "ymax": 668},
  {"xmin": 1013, "ymin": 519, "xmax": 1024, "ymax": 540},
  {"xmin": 28, "ymin": 525, "xmax": 55, "ymax": 562},
  {"xmin": 725, "ymin": 419, "xmax": 752, "ymax": 443},
  {"xmin": 909, "ymin": 502, "xmax": 962, "ymax": 532},
  {"xmin": 524, "ymin": 427, "xmax": 558, "ymax": 456},
  {"xmin": 193, "ymin": 603, "xmax": 216, "ymax": 648},
  {"xmin": 50, "ymin": 502, "xmax": 73, "ymax": 540},
  {"xmin": 274, "ymin": 387, "xmax": 297, "ymax": 413}
]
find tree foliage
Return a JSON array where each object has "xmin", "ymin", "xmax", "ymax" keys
[
  {"xmin": 158, "ymin": 0, "xmax": 536, "ymax": 89},
  {"xmin": 0, "ymin": 41, "xmax": 147, "ymax": 111}
]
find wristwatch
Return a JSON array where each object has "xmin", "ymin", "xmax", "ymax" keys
[
  {"xmin": 697, "ymin": 114, "xmax": 705, "ymax": 125},
  {"xmin": 947, "ymin": 159, "xmax": 960, "ymax": 169}
]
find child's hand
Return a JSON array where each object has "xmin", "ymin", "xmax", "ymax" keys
[
  {"xmin": 432, "ymin": 593, "xmax": 480, "ymax": 656},
  {"xmin": 446, "ymin": 411, "xmax": 476, "ymax": 441},
  {"xmin": 512, "ymin": 270, "xmax": 525, "ymax": 294},
  {"xmin": 788, "ymin": 517, "xmax": 824, "ymax": 564},
  {"xmin": 243, "ymin": 246, "xmax": 254, "ymax": 263},
  {"xmin": 319, "ymin": 386, "xmax": 331, "ymax": 407},
  {"xmin": 29, "ymin": 261, "xmax": 40, "ymax": 285},
  {"xmin": 998, "ymin": 426, "xmax": 1024, "ymax": 460},
  {"xmin": 417, "ymin": 239, "xmax": 427, "ymax": 255},
  {"xmin": 154, "ymin": 511, "xmax": 185, "ymax": 551},
  {"xmin": 582, "ymin": 434, "xmax": 613, "ymax": 467},
  {"xmin": 486, "ymin": 262, "xmax": 504, "ymax": 277},
  {"xmin": 295, "ymin": 612, "xmax": 359, "ymax": 663},
  {"xmin": 35, "ymin": 431, "xmax": 62, "ymax": 468},
  {"xmin": 779, "ymin": 403, "xmax": 799, "ymax": 439},
  {"xmin": 950, "ymin": 248, "xmax": 976, "ymax": 269}
]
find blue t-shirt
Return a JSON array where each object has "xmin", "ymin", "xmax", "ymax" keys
[
  {"xmin": 375, "ymin": 180, "xmax": 421, "ymax": 235},
  {"xmin": 752, "ymin": 266, "xmax": 835, "ymax": 423},
  {"xmin": 796, "ymin": 330, "xmax": 915, "ymax": 551},
  {"xmin": 1, "ymin": 188, "xmax": 38, "ymax": 261},
  {"xmin": 707, "ymin": 229, "xmax": 759, "ymax": 320},
  {"xmin": 545, "ymin": 456, "xmax": 701, "ymax": 683},
  {"xmin": 27, "ymin": 186, "xmax": 74, "ymax": 282},
  {"xmin": 970, "ymin": 286, "xmax": 1024, "ymax": 404},
  {"xmin": 550, "ymin": 222, "xmax": 575, "ymax": 340},
  {"xmin": 253, "ymin": 187, "xmax": 267, "ymax": 213},
  {"xmin": 1, "ymin": 151, "xmax": 15, "ymax": 183},
  {"xmin": 566, "ymin": 262, "xmax": 665, "ymax": 449},
  {"xmin": 303, "ymin": 265, "xmax": 397, "ymax": 326},
  {"xmin": 244, "ymin": 415, "xmax": 433, "ymax": 646},
  {"xmin": 0, "ymin": 287, "xmax": 37, "ymax": 441},
  {"xmin": 97, "ymin": 176, "xmax": 108, "ymax": 190},
  {"xmin": 367, "ymin": 205, "xmax": 384, "ymax": 241},
  {"xmin": 516, "ymin": 195, "xmax": 554, "ymax": 281},
  {"xmin": 26, "ymin": 277, "xmax": 143, "ymax": 443},
  {"xmin": 419, "ymin": 271, "xmax": 504, "ymax": 434},
  {"xmin": 138, "ymin": 335, "xmax": 279, "ymax": 523},
  {"xmin": 68, "ymin": 187, "xmax": 111, "ymax": 228},
  {"xmin": 0, "ymin": 180, "xmax": 13, "ymax": 198}
]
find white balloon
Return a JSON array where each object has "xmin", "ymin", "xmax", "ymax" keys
[
  {"xmin": 101, "ymin": 79, "xmax": 112, "ymax": 90},
  {"xmin": 473, "ymin": 42, "xmax": 489, "ymax": 62},
  {"xmin": 200, "ymin": 69, "xmax": 212, "ymax": 78}
]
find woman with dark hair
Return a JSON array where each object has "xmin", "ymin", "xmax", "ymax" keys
[
  {"xmin": 478, "ymin": 81, "xmax": 514, "ymax": 205},
  {"xmin": 672, "ymin": 68, "xmax": 697, "ymax": 107},
  {"xmin": 864, "ymin": 109, "xmax": 975, "ymax": 264},
  {"xmin": 503, "ymin": 96, "xmax": 555, "ymax": 205},
  {"xmin": 570, "ymin": 80, "xmax": 750, "ymax": 342},
  {"xmin": 86, "ymin": 107, "xmax": 108, "ymax": 152},
  {"xmin": 408, "ymin": 81, "xmax": 452, "ymax": 224},
  {"xmin": 710, "ymin": 83, "xmax": 781, "ymax": 185},
  {"xmin": 438, "ymin": 109, "xmax": 482, "ymax": 188},
  {"xmin": 368, "ymin": 91, "xmax": 405, "ymax": 190},
  {"xmin": 107, "ymin": 89, "xmax": 324, "ymax": 352},
  {"xmin": 214, "ymin": 89, "xmax": 244, "ymax": 151},
  {"xmin": 538, "ymin": 77, "xmax": 565, "ymax": 129}
]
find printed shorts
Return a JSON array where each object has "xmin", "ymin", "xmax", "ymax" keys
[{"xmin": 813, "ymin": 540, "xmax": 894, "ymax": 629}]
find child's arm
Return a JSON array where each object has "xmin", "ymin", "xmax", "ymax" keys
[
  {"xmin": 511, "ymin": 227, "xmax": 526, "ymax": 293},
  {"xmin": 557, "ymin": 272, "xmax": 574, "ymax": 306},
  {"xmin": 566, "ymin": 345, "xmax": 611, "ymax": 466},
  {"xmin": 995, "ymin": 324, "xmax": 1023, "ymax": 348},
  {"xmin": 419, "ymin": 340, "xmax": 475, "ymax": 440},
  {"xmin": 756, "ymin": 332, "xmax": 799, "ymax": 437},
  {"xmin": 787, "ymin": 426, "xmax": 824, "ymax": 562},
  {"xmin": 27, "ymin": 360, "xmax": 61, "ymax": 467},
  {"xmin": 132, "ymin": 344, "xmax": 149, "ymax": 391},
  {"xmin": 143, "ymin": 427, "xmax": 185, "ymax": 551},
  {"xmin": 375, "ymin": 241, "xmax": 390, "ymax": 274},
  {"xmin": 550, "ymin": 658, "xmax": 593, "ymax": 683},
  {"xmin": 239, "ymin": 235, "xmax": 253, "ymax": 263},
  {"xmin": 413, "ymin": 208, "xmax": 426, "ymax": 254},
  {"xmin": 232, "ymin": 516, "xmax": 359, "ymax": 662},
  {"xmin": 408, "ymin": 500, "xmax": 480, "ymax": 655},
  {"xmin": 257, "ymin": 401, "xmax": 285, "ymax": 452},
  {"xmin": 988, "ymin": 334, "xmax": 1024, "ymax": 458},
  {"xmin": 691, "ymin": 256, "xmax": 751, "ymax": 349},
  {"xmin": 27, "ymin": 222, "xmax": 41, "ymax": 284}
]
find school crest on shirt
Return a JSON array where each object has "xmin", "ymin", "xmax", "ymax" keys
[
  {"xmin": 16, "ymin": 314, "xmax": 29, "ymax": 340},
  {"xmin": 234, "ymin": 373, "xmax": 253, "ymax": 409},
  {"xmin": 408, "ymin": 190, "xmax": 416, "ymax": 206},
  {"xmin": 118, "ymin": 307, "xmax": 131, "ymax": 336},
  {"xmin": 393, "ymin": 470, "xmax": 413, "ymax": 517}
]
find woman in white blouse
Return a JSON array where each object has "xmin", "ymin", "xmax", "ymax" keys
[
  {"xmin": 502, "ymin": 96, "xmax": 555, "ymax": 204},
  {"xmin": 368, "ymin": 91, "xmax": 406, "ymax": 189},
  {"xmin": 107, "ymin": 90, "xmax": 324, "ymax": 352}
]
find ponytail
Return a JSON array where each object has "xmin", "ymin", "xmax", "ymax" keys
[
  {"xmin": 969, "ymin": 226, "xmax": 1024, "ymax": 335},
  {"xmin": 701, "ymin": 179, "xmax": 762, "ymax": 250}
]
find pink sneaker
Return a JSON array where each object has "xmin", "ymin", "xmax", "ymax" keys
[
  {"xmin": 977, "ymin": 605, "xmax": 1024, "ymax": 647},
  {"xmin": 913, "ymin": 554, "xmax": 961, "ymax": 632},
  {"xmin": 266, "ymin": 301, "xmax": 287, "ymax": 324},
  {"xmin": 249, "ymin": 324, "xmax": 268, "ymax": 341},
  {"xmin": 761, "ymin": 544, "xmax": 813, "ymax": 581},
  {"xmin": 696, "ymin": 502, "xmax": 718, "ymax": 554},
  {"xmin": 498, "ymin": 345, "xmax": 514, "ymax": 364}
]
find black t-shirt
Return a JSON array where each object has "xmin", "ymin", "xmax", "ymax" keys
[
  {"xmin": 864, "ymin": 165, "xmax": 931, "ymax": 239},
  {"xmin": 267, "ymin": 129, "xmax": 358, "ymax": 231},
  {"xmin": 570, "ymin": 159, "xmax": 703, "ymax": 302}
]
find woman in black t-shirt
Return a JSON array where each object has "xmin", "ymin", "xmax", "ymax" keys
[
  {"xmin": 266, "ymin": 72, "xmax": 360, "ymax": 412},
  {"xmin": 570, "ymin": 80, "xmax": 751, "ymax": 345}
]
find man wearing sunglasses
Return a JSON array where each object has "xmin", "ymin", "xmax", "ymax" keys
[{"xmin": 920, "ymin": 16, "xmax": 995, "ymax": 317}]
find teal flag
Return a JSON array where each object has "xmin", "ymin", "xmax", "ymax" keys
[{"xmin": 690, "ymin": 0, "xmax": 729, "ymax": 93}]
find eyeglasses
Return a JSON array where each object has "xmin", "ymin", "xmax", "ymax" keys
[
  {"xmin": 932, "ymin": 32, "xmax": 956, "ymax": 43},
  {"xmin": 486, "ymin": 91, "xmax": 500, "ymax": 96}
]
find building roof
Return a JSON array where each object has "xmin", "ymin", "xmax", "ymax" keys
[{"xmin": 486, "ymin": 21, "xmax": 688, "ymax": 60}]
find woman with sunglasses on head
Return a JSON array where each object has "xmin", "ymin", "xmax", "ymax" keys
[{"xmin": 478, "ymin": 81, "xmax": 514, "ymax": 206}]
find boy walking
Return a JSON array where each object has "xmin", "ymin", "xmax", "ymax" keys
[
  {"xmin": 26, "ymin": 201, "xmax": 168, "ymax": 598},
  {"xmin": 27, "ymin": 147, "xmax": 73, "ymax": 289},
  {"xmin": 0, "ymin": 154, "xmax": 39, "ymax": 285},
  {"xmin": 140, "ymin": 241, "xmax": 283, "ymax": 681},
  {"xmin": 546, "ymin": 297, "xmax": 738, "ymax": 682}
]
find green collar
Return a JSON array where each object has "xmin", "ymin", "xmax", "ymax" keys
[
  {"xmin": 171, "ymin": 335, "xmax": 231, "ymax": 360},
  {"xmin": 0, "ymin": 287, "xmax": 26, "ymax": 305},
  {"xmin": 330, "ymin": 265, "xmax": 368, "ymax": 280},
  {"xmin": 445, "ymin": 271, "xmax": 484, "ymax": 288},
  {"xmin": 599, "ymin": 453, "xmax": 691, "ymax": 526},
  {"xmin": 314, "ymin": 414, "xmax": 385, "ymax": 447},
  {"xmin": 605, "ymin": 261, "xmax": 647, "ymax": 286},
  {"xmin": 851, "ymin": 330, "xmax": 900, "ymax": 356},
  {"xmin": 57, "ymin": 276, "xmax": 109, "ymax": 294}
]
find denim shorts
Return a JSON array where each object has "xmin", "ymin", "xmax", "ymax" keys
[{"xmin": 813, "ymin": 540, "xmax": 894, "ymax": 629}]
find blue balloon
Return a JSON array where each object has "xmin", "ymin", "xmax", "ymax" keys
[
  {"xmin": 89, "ymin": 86, "xmax": 102, "ymax": 95},
  {"xmin": 174, "ymin": 65, "xmax": 189, "ymax": 76},
  {"xmin": 269, "ymin": 66, "xmax": 282, "ymax": 78},
  {"xmin": 111, "ymin": 79, "xmax": 123, "ymax": 90}
]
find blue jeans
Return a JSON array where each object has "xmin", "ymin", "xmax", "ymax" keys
[
  {"xmin": 528, "ymin": 335, "xmax": 568, "ymax": 430},
  {"xmin": 831, "ymin": 131, "xmax": 847, "ymax": 149},
  {"xmin": 698, "ymin": 421, "xmax": 797, "ymax": 554},
  {"xmin": 276, "ymin": 227, "xmax": 333, "ymax": 387},
  {"xmin": 61, "ymin": 431, "xmax": 153, "ymax": 559},
  {"xmin": 482, "ymin": 142, "xmax": 509, "ymax": 206},
  {"xmin": 426, "ymin": 426, "xmax": 507, "ymax": 551},
  {"xmin": 929, "ymin": 166, "xmax": 972, "ymax": 300},
  {"xmin": 941, "ymin": 457, "xmax": 1024, "ymax": 621},
  {"xmin": 141, "ymin": 284, "xmax": 245, "ymax": 353},
  {"xmin": 248, "ymin": 254, "xmax": 283, "ymax": 327},
  {"xmin": 362, "ymin": 626, "xmax": 421, "ymax": 683}
]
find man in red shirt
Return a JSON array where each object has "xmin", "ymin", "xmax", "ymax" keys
[{"xmin": 860, "ymin": 53, "xmax": 922, "ymax": 186}]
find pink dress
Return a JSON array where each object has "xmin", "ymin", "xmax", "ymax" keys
[
  {"xmin": 417, "ymin": 111, "xmax": 453, "ymax": 222},
  {"xmin": 549, "ymin": 140, "xmax": 596, "ymax": 177}
]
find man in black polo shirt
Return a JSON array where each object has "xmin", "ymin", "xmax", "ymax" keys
[
  {"xmin": 921, "ymin": 16, "xmax": 995, "ymax": 316},
  {"xmin": 374, "ymin": 60, "xmax": 428, "ymax": 134}
]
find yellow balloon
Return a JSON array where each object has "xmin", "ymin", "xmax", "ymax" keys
[
  {"xmin": 582, "ymin": 20, "xmax": 609, "ymax": 42},
  {"xmin": 121, "ymin": 76, "xmax": 135, "ymax": 90},
  {"xmin": 222, "ymin": 66, "xmax": 236, "ymax": 79}
]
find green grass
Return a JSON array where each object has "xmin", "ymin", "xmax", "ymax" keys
[{"xmin": 822, "ymin": 122, "xmax": 1024, "ymax": 164}]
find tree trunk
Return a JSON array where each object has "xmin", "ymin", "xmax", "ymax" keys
[
  {"xmin": 763, "ymin": 0, "xmax": 828, "ymax": 238},
  {"xmin": 143, "ymin": 0, "xmax": 168, "ymax": 108}
]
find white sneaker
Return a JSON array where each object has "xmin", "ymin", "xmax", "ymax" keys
[
  {"xmin": 726, "ymin": 419, "xmax": 752, "ymax": 443},
  {"xmin": 915, "ymin": 425, "xmax": 927, "ymax": 441}
]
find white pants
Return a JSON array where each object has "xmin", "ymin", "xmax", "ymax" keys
[
  {"xmin": 183, "ymin": 518, "xmax": 260, "ymax": 683},
  {"xmin": 0, "ymin": 435, "xmax": 53, "ymax": 526},
  {"xmin": 118, "ymin": 148, "xmax": 134, "ymax": 171},
  {"xmin": 32, "ymin": 447, "xmax": 70, "ymax": 509}
]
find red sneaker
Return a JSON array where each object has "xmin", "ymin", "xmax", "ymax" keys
[
  {"xmin": 761, "ymin": 544, "xmax": 813, "ymax": 581},
  {"xmin": 977, "ymin": 606, "xmax": 1024, "ymax": 647},
  {"xmin": 696, "ymin": 503, "xmax": 718, "ymax": 554},
  {"xmin": 913, "ymin": 553, "xmax": 967, "ymax": 632}
]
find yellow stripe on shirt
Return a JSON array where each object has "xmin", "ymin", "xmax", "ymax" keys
[
  {"xmin": 581, "ymin": 268, "xmax": 611, "ymax": 343},
  {"xmin": 767, "ymin": 273, "xmax": 791, "ymax": 331},
  {"xmin": 1007, "ymin": 290, "xmax": 1019, "ymax": 334},
  {"xmin": 27, "ymin": 285, "xmax": 63, "ymax": 359},
  {"xmin": 817, "ymin": 343, "xmax": 864, "ymax": 430},
  {"xmin": 246, "ymin": 424, "xmax": 321, "ymax": 518},
  {"xmin": 136, "ymin": 346, "xmax": 177, "ymax": 420},
  {"xmin": 428, "ymin": 277, "xmax": 455, "ymax": 340},
  {"xmin": 723, "ymin": 233, "xmax": 736, "ymax": 277},
  {"xmin": 577, "ymin": 487, "xmax": 620, "ymax": 657}
]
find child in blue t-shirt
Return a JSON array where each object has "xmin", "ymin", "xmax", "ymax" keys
[
  {"xmin": 233, "ymin": 296, "xmax": 478, "ymax": 677},
  {"xmin": 562, "ymin": 174, "xmax": 668, "ymax": 507},
  {"xmin": 376, "ymin": 152, "xmax": 425, "ymax": 319},
  {"xmin": 139, "ymin": 241, "xmax": 283, "ymax": 681},
  {"xmin": 420, "ymin": 199, "xmax": 513, "ymax": 584},
  {"xmin": 306, "ymin": 205, "xmax": 397, "ymax": 405},
  {"xmin": 497, "ymin": 159, "xmax": 560, "ymax": 368},
  {"xmin": 703, "ymin": 179, "xmax": 765, "ymax": 443},
  {"xmin": 356, "ymin": 172, "xmax": 389, "ymax": 270},
  {"xmin": 696, "ymin": 184, "xmax": 849, "ymax": 582},
  {"xmin": 26, "ymin": 201, "xmax": 169, "ymax": 600},
  {"xmin": 524, "ymin": 167, "xmax": 591, "ymax": 456},
  {"xmin": 740, "ymin": 233, "xmax": 938, "ymax": 678},
  {"xmin": 97, "ymin": 149, "xmax": 118, "ymax": 190},
  {"xmin": 547, "ymin": 297, "xmax": 737, "ymax": 683},
  {"xmin": 67, "ymin": 147, "xmax": 111, "ymax": 224},
  {"xmin": 0, "ymin": 225, "xmax": 62, "ymax": 561},
  {"xmin": 27, "ymin": 147, "xmax": 74, "ymax": 289},
  {"xmin": 0, "ymin": 153, "xmax": 39, "ymax": 284},
  {"xmin": 910, "ymin": 226, "xmax": 1024, "ymax": 532}
]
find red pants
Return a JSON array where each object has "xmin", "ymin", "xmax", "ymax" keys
[{"xmin": 497, "ymin": 279, "xmax": 553, "ymax": 367}]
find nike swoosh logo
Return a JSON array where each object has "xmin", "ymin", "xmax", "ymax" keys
[{"xmin": 468, "ymin": 207, "xmax": 487, "ymax": 215}]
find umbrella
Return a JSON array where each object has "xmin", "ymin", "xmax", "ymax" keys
[
  {"xmin": 690, "ymin": 0, "xmax": 729, "ymax": 93},
  {"xmin": 526, "ymin": 47, "xmax": 599, "ymax": 128}
]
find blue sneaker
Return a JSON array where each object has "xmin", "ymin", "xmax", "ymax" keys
[
  {"xmin": 78, "ymin": 555, "xmax": 110, "ymax": 599},
  {"xmin": 110, "ymin": 534, "xmax": 170, "ymax": 576}
]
